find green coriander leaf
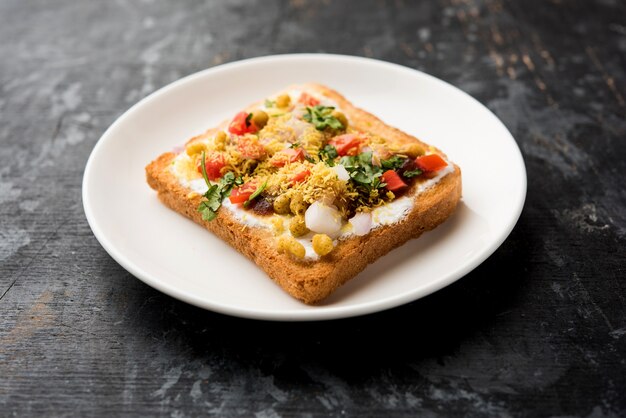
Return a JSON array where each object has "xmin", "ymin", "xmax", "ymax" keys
[
  {"xmin": 196, "ymin": 167, "xmax": 243, "ymax": 222},
  {"xmin": 221, "ymin": 171, "xmax": 235, "ymax": 184},
  {"xmin": 198, "ymin": 202, "xmax": 218, "ymax": 221},
  {"xmin": 403, "ymin": 168, "xmax": 423, "ymax": 178},
  {"xmin": 199, "ymin": 150, "xmax": 212, "ymax": 188},
  {"xmin": 204, "ymin": 185, "xmax": 222, "ymax": 210},
  {"xmin": 339, "ymin": 155, "xmax": 356, "ymax": 168},
  {"xmin": 289, "ymin": 142, "xmax": 301, "ymax": 149},
  {"xmin": 325, "ymin": 144, "xmax": 338, "ymax": 159},
  {"xmin": 244, "ymin": 181, "xmax": 267, "ymax": 208},
  {"xmin": 303, "ymin": 106, "xmax": 344, "ymax": 131},
  {"xmin": 352, "ymin": 171, "xmax": 372, "ymax": 184},
  {"xmin": 319, "ymin": 144, "xmax": 338, "ymax": 166},
  {"xmin": 339, "ymin": 151, "xmax": 387, "ymax": 194},
  {"xmin": 381, "ymin": 155, "xmax": 406, "ymax": 170},
  {"xmin": 245, "ymin": 112, "xmax": 253, "ymax": 127},
  {"xmin": 264, "ymin": 99, "xmax": 276, "ymax": 108},
  {"xmin": 218, "ymin": 172, "xmax": 239, "ymax": 194},
  {"xmin": 326, "ymin": 117, "xmax": 343, "ymax": 130},
  {"xmin": 358, "ymin": 151, "xmax": 373, "ymax": 166},
  {"xmin": 197, "ymin": 184, "xmax": 220, "ymax": 220}
]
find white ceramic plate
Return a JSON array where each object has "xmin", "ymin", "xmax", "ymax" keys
[{"xmin": 83, "ymin": 54, "xmax": 526, "ymax": 321}]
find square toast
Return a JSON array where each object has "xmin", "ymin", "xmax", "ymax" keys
[{"xmin": 146, "ymin": 83, "xmax": 461, "ymax": 304}]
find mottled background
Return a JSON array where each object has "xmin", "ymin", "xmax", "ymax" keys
[{"xmin": 1, "ymin": 0, "xmax": 625, "ymax": 416}]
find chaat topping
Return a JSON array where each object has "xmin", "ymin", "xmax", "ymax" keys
[{"xmin": 173, "ymin": 90, "xmax": 450, "ymax": 260}]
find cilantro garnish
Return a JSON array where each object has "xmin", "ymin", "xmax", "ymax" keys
[
  {"xmin": 243, "ymin": 181, "xmax": 267, "ymax": 208},
  {"xmin": 264, "ymin": 99, "xmax": 276, "ymax": 108},
  {"xmin": 289, "ymin": 142, "xmax": 301, "ymax": 149},
  {"xmin": 381, "ymin": 155, "xmax": 406, "ymax": 170},
  {"xmin": 303, "ymin": 106, "xmax": 344, "ymax": 131},
  {"xmin": 340, "ymin": 151, "xmax": 385, "ymax": 191},
  {"xmin": 380, "ymin": 155, "xmax": 423, "ymax": 178},
  {"xmin": 199, "ymin": 150, "xmax": 211, "ymax": 187},
  {"xmin": 318, "ymin": 144, "xmax": 338, "ymax": 166},
  {"xmin": 245, "ymin": 112, "xmax": 253, "ymax": 127},
  {"xmin": 402, "ymin": 168, "xmax": 423, "ymax": 178},
  {"xmin": 197, "ymin": 151, "xmax": 243, "ymax": 221},
  {"xmin": 219, "ymin": 171, "xmax": 244, "ymax": 195},
  {"xmin": 197, "ymin": 185, "xmax": 222, "ymax": 221}
]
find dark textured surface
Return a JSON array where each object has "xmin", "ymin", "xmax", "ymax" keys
[{"xmin": 1, "ymin": 0, "xmax": 625, "ymax": 416}]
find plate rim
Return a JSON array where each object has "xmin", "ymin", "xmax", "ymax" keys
[{"xmin": 83, "ymin": 53, "xmax": 527, "ymax": 321}]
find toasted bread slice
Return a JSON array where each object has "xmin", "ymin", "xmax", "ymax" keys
[{"xmin": 146, "ymin": 84, "xmax": 461, "ymax": 304}]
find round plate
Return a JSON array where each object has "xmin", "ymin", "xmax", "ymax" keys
[{"xmin": 83, "ymin": 54, "xmax": 526, "ymax": 321}]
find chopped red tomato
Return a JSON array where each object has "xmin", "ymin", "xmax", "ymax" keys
[
  {"xmin": 298, "ymin": 92, "xmax": 320, "ymax": 107},
  {"xmin": 270, "ymin": 148, "xmax": 305, "ymax": 167},
  {"xmin": 415, "ymin": 154, "xmax": 447, "ymax": 172},
  {"xmin": 329, "ymin": 134, "xmax": 362, "ymax": 156},
  {"xmin": 237, "ymin": 137, "xmax": 266, "ymax": 160},
  {"xmin": 382, "ymin": 170, "xmax": 408, "ymax": 192},
  {"xmin": 229, "ymin": 181, "xmax": 258, "ymax": 204},
  {"xmin": 291, "ymin": 169, "xmax": 311, "ymax": 184},
  {"xmin": 228, "ymin": 111, "xmax": 258, "ymax": 135},
  {"xmin": 196, "ymin": 151, "xmax": 226, "ymax": 181}
]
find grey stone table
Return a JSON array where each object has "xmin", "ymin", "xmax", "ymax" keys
[{"xmin": 1, "ymin": 1, "xmax": 624, "ymax": 416}]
